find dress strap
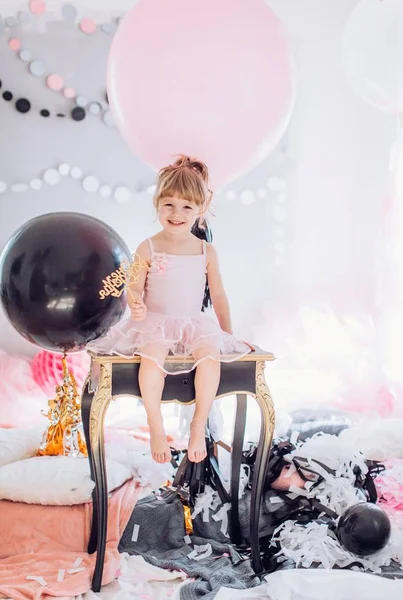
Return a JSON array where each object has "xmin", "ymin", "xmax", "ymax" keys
[
  {"xmin": 147, "ymin": 238, "xmax": 154, "ymax": 255},
  {"xmin": 202, "ymin": 240, "xmax": 207, "ymax": 265}
]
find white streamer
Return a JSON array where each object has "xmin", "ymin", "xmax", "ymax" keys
[
  {"xmin": 192, "ymin": 489, "xmax": 221, "ymax": 523},
  {"xmin": 26, "ymin": 576, "xmax": 47, "ymax": 586},
  {"xmin": 212, "ymin": 503, "xmax": 231, "ymax": 537},
  {"xmin": 187, "ymin": 543, "xmax": 213, "ymax": 561}
]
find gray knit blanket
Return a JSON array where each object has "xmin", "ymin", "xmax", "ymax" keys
[{"xmin": 118, "ymin": 493, "xmax": 261, "ymax": 599}]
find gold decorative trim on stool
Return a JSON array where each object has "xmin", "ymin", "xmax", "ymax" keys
[
  {"xmin": 255, "ymin": 360, "xmax": 276, "ymax": 444},
  {"xmin": 249, "ymin": 360, "xmax": 276, "ymax": 573},
  {"xmin": 89, "ymin": 362, "xmax": 112, "ymax": 449}
]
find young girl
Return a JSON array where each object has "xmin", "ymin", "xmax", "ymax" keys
[{"xmin": 89, "ymin": 156, "xmax": 253, "ymax": 464}]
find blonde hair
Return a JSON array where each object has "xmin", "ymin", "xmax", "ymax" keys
[{"xmin": 153, "ymin": 155, "xmax": 212, "ymax": 215}]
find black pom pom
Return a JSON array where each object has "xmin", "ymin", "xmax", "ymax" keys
[
  {"xmin": 16, "ymin": 98, "xmax": 31, "ymax": 113},
  {"xmin": 71, "ymin": 106, "xmax": 86, "ymax": 121}
]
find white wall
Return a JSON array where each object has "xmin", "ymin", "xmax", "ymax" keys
[
  {"xmin": 277, "ymin": 0, "xmax": 395, "ymax": 314},
  {"xmin": 0, "ymin": 0, "xmax": 396, "ymax": 358}
]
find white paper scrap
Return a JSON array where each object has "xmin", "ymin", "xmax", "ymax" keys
[
  {"xmin": 67, "ymin": 567, "xmax": 86, "ymax": 574},
  {"xmin": 57, "ymin": 570, "xmax": 65, "ymax": 583},
  {"xmin": 131, "ymin": 523, "xmax": 140, "ymax": 542},
  {"xmin": 212, "ymin": 503, "xmax": 230, "ymax": 536},
  {"xmin": 26, "ymin": 576, "xmax": 47, "ymax": 586},
  {"xmin": 290, "ymin": 431, "xmax": 299, "ymax": 445},
  {"xmin": 72, "ymin": 557, "xmax": 83, "ymax": 568},
  {"xmin": 187, "ymin": 543, "xmax": 213, "ymax": 561},
  {"xmin": 289, "ymin": 485, "xmax": 309, "ymax": 497},
  {"xmin": 269, "ymin": 496, "xmax": 284, "ymax": 504}
]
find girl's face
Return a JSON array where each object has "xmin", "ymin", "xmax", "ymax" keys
[{"xmin": 157, "ymin": 197, "xmax": 201, "ymax": 233}]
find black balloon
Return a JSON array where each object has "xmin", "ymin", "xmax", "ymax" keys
[
  {"xmin": 0, "ymin": 212, "xmax": 131, "ymax": 352},
  {"xmin": 337, "ymin": 503, "xmax": 391, "ymax": 556}
]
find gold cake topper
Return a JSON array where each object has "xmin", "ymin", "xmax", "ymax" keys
[{"xmin": 99, "ymin": 253, "xmax": 148, "ymax": 300}]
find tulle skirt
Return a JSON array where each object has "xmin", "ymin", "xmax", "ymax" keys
[{"xmin": 87, "ymin": 309, "xmax": 251, "ymax": 374}]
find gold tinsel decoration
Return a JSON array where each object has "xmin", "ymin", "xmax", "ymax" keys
[
  {"xmin": 37, "ymin": 354, "xmax": 88, "ymax": 458},
  {"xmin": 183, "ymin": 505, "xmax": 194, "ymax": 535}
]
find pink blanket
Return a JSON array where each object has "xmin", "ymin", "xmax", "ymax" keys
[{"xmin": 0, "ymin": 479, "xmax": 141, "ymax": 600}]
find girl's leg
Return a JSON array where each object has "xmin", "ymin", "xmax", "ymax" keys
[
  {"xmin": 138, "ymin": 343, "xmax": 170, "ymax": 464},
  {"xmin": 188, "ymin": 344, "xmax": 221, "ymax": 463}
]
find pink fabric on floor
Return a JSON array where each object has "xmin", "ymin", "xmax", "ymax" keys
[
  {"xmin": 0, "ymin": 479, "xmax": 141, "ymax": 600},
  {"xmin": 377, "ymin": 459, "xmax": 403, "ymax": 513}
]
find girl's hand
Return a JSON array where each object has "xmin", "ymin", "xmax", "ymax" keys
[
  {"xmin": 131, "ymin": 298, "xmax": 147, "ymax": 321},
  {"xmin": 243, "ymin": 341, "xmax": 255, "ymax": 351}
]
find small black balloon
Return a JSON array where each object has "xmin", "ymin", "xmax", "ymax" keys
[
  {"xmin": 337, "ymin": 503, "xmax": 391, "ymax": 556},
  {"xmin": 3, "ymin": 91, "xmax": 12, "ymax": 101},
  {"xmin": 16, "ymin": 98, "xmax": 31, "ymax": 113},
  {"xmin": 40, "ymin": 109, "xmax": 50, "ymax": 117},
  {"xmin": 0, "ymin": 212, "xmax": 131, "ymax": 353}
]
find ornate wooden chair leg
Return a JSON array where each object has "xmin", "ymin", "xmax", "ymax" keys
[
  {"xmin": 230, "ymin": 393, "xmax": 247, "ymax": 545},
  {"xmin": 89, "ymin": 363, "xmax": 112, "ymax": 593},
  {"xmin": 250, "ymin": 362, "xmax": 275, "ymax": 574},
  {"xmin": 81, "ymin": 378, "xmax": 98, "ymax": 554}
]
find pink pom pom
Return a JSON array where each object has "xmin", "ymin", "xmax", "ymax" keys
[
  {"xmin": 32, "ymin": 351, "xmax": 91, "ymax": 397},
  {"xmin": 0, "ymin": 350, "xmax": 47, "ymax": 427},
  {"xmin": 0, "ymin": 351, "xmax": 39, "ymax": 396}
]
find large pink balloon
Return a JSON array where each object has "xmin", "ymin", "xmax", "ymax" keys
[{"xmin": 107, "ymin": 0, "xmax": 294, "ymax": 188}]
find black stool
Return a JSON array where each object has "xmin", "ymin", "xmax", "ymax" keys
[{"xmin": 81, "ymin": 348, "xmax": 275, "ymax": 591}]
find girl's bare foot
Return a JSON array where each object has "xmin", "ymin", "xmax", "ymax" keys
[
  {"xmin": 188, "ymin": 421, "xmax": 207, "ymax": 463},
  {"xmin": 149, "ymin": 424, "xmax": 171, "ymax": 463}
]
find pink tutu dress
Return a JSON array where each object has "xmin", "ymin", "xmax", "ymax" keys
[{"xmin": 87, "ymin": 239, "xmax": 250, "ymax": 374}]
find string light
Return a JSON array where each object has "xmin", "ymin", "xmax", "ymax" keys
[
  {"xmin": 0, "ymin": 162, "xmax": 150, "ymax": 202},
  {"xmin": 3, "ymin": 2, "xmax": 117, "ymax": 126}
]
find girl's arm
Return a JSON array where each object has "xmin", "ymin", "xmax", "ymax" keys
[
  {"xmin": 127, "ymin": 240, "xmax": 150, "ymax": 312},
  {"xmin": 206, "ymin": 244, "xmax": 233, "ymax": 334}
]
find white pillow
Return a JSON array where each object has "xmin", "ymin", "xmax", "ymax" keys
[
  {"xmin": 0, "ymin": 455, "xmax": 132, "ymax": 505},
  {"xmin": 0, "ymin": 427, "xmax": 43, "ymax": 468}
]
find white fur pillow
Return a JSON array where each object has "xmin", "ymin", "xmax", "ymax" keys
[
  {"xmin": 0, "ymin": 427, "xmax": 43, "ymax": 468},
  {"xmin": 0, "ymin": 455, "xmax": 132, "ymax": 505}
]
